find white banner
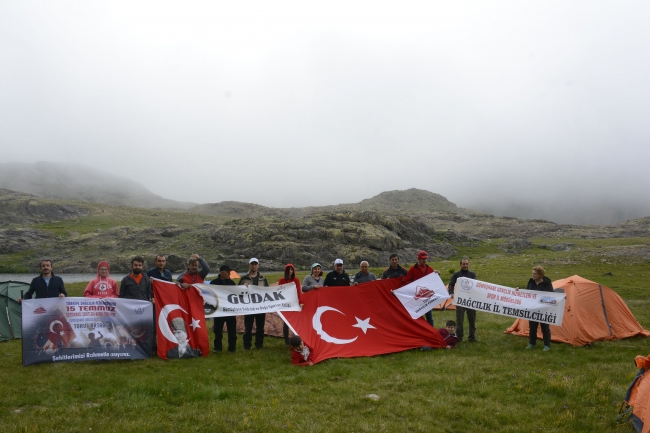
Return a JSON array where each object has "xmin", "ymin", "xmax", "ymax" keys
[
  {"xmin": 196, "ymin": 282, "xmax": 301, "ymax": 317},
  {"xmin": 452, "ymin": 277, "xmax": 566, "ymax": 326},
  {"xmin": 392, "ymin": 273, "xmax": 450, "ymax": 319}
]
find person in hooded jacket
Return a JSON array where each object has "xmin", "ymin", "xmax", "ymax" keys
[
  {"xmin": 278, "ymin": 264, "xmax": 302, "ymax": 346},
  {"xmin": 520, "ymin": 266, "xmax": 554, "ymax": 351},
  {"xmin": 84, "ymin": 261, "xmax": 119, "ymax": 298}
]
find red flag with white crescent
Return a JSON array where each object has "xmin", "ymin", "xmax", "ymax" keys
[
  {"xmin": 153, "ymin": 279, "xmax": 209, "ymax": 360},
  {"xmin": 279, "ymin": 278, "xmax": 446, "ymax": 364}
]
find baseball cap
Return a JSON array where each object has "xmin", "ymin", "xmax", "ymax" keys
[
  {"xmin": 334, "ymin": 258, "xmax": 343, "ymax": 265},
  {"xmin": 219, "ymin": 265, "xmax": 231, "ymax": 272},
  {"xmin": 311, "ymin": 263, "xmax": 321, "ymax": 270},
  {"xmin": 249, "ymin": 258, "xmax": 259, "ymax": 264},
  {"xmin": 417, "ymin": 250, "xmax": 429, "ymax": 259}
]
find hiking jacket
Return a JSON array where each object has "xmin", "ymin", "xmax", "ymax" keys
[
  {"xmin": 119, "ymin": 273, "xmax": 152, "ymax": 301},
  {"xmin": 353, "ymin": 271, "xmax": 377, "ymax": 284},
  {"xmin": 382, "ymin": 265, "xmax": 408, "ymax": 280},
  {"xmin": 176, "ymin": 257, "xmax": 210, "ymax": 285},
  {"xmin": 404, "ymin": 264, "xmax": 434, "ymax": 284},
  {"xmin": 279, "ymin": 264, "xmax": 302, "ymax": 302},
  {"xmin": 448, "ymin": 269, "xmax": 477, "ymax": 295},
  {"xmin": 239, "ymin": 272, "xmax": 269, "ymax": 287},
  {"xmin": 302, "ymin": 274, "xmax": 325, "ymax": 292},
  {"xmin": 25, "ymin": 274, "xmax": 67, "ymax": 299},
  {"xmin": 526, "ymin": 276, "xmax": 554, "ymax": 292},
  {"xmin": 210, "ymin": 277, "xmax": 236, "ymax": 286},
  {"xmin": 84, "ymin": 261, "xmax": 119, "ymax": 298},
  {"xmin": 438, "ymin": 328, "xmax": 459, "ymax": 348},
  {"xmin": 146, "ymin": 267, "xmax": 173, "ymax": 282},
  {"xmin": 291, "ymin": 343, "xmax": 314, "ymax": 366},
  {"xmin": 324, "ymin": 270, "xmax": 350, "ymax": 287}
]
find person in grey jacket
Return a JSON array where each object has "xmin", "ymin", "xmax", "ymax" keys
[
  {"xmin": 119, "ymin": 256, "xmax": 152, "ymax": 301},
  {"xmin": 302, "ymin": 263, "xmax": 325, "ymax": 292},
  {"xmin": 239, "ymin": 258, "xmax": 269, "ymax": 350},
  {"xmin": 448, "ymin": 257, "xmax": 478, "ymax": 342},
  {"xmin": 353, "ymin": 261, "xmax": 377, "ymax": 285}
]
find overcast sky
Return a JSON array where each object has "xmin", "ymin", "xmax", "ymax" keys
[{"xmin": 1, "ymin": 1, "xmax": 649, "ymax": 223}]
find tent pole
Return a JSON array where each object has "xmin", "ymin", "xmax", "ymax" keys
[{"xmin": 598, "ymin": 284, "xmax": 613, "ymax": 337}]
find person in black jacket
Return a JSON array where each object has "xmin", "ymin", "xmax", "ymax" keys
[
  {"xmin": 448, "ymin": 257, "xmax": 477, "ymax": 342},
  {"xmin": 381, "ymin": 254, "xmax": 408, "ymax": 280},
  {"xmin": 210, "ymin": 265, "xmax": 237, "ymax": 353},
  {"xmin": 521, "ymin": 266, "xmax": 554, "ymax": 351},
  {"xmin": 119, "ymin": 256, "xmax": 152, "ymax": 301},
  {"xmin": 324, "ymin": 259, "xmax": 351, "ymax": 287},
  {"xmin": 20, "ymin": 259, "xmax": 67, "ymax": 302}
]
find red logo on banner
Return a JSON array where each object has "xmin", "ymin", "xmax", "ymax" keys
[
  {"xmin": 414, "ymin": 286, "xmax": 434, "ymax": 300},
  {"xmin": 33, "ymin": 305, "xmax": 46, "ymax": 314}
]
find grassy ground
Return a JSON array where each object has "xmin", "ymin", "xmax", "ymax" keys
[{"xmin": 1, "ymin": 239, "xmax": 649, "ymax": 432}]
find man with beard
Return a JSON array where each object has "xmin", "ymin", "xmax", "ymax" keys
[
  {"xmin": 239, "ymin": 258, "xmax": 269, "ymax": 350},
  {"xmin": 146, "ymin": 254, "xmax": 173, "ymax": 282},
  {"xmin": 20, "ymin": 259, "xmax": 67, "ymax": 302},
  {"xmin": 119, "ymin": 256, "xmax": 152, "ymax": 301},
  {"xmin": 448, "ymin": 257, "xmax": 478, "ymax": 342},
  {"xmin": 210, "ymin": 265, "xmax": 237, "ymax": 353},
  {"xmin": 176, "ymin": 254, "xmax": 210, "ymax": 289}
]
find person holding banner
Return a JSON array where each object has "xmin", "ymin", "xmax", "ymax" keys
[
  {"xmin": 176, "ymin": 254, "xmax": 210, "ymax": 289},
  {"xmin": 20, "ymin": 259, "xmax": 67, "ymax": 303},
  {"xmin": 210, "ymin": 265, "xmax": 237, "ymax": 353},
  {"xmin": 146, "ymin": 255, "xmax": 173, "ymax": 282},
  {"xmin": 84, "ymin": 261, "xmax": 119, "ymax": 298},
  {"xmin": 119, "ymin": 256, "xmax": 152, "ymax": 301},
  {"xmin": 404, "ymin": 251, "xmax": 439, "ymax": 327},
  {"xmin": 382, "ymin": 254, "xmax": 408, "ymax": 279},
  {"xmin": 302, "ymin": 263, "xmax": 324, "ymax": 292},
  {"xmin": 353, "ymin": 261, "xmax": 377, "ymax": 285},
  {"xmin": 521, "ymin": 266, "xmax": 554, "ymax": 351},
  {"xmin": 324, "ymin": 259, "xmax": 351, "ymax": 287},
  {"xmin": 239, "ymin": 258, "xmax": 269, "ymax": 350},
  {"xmin": 278, "ymin": 264, "xmax": 302, "ymax": 346},
  {"xmin": 448, "ymin": 257, "xmax": 477, "ymax": 342}
]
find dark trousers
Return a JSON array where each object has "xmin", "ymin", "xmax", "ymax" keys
[
  {"xmin": 243, "ymin": 313, "xmax": 266, "ymax": 348},
  {"xmin": 283, "ymin": 323, "xmax": 290, "ymax": 344},
  {"xmin": 529, "ymin": 321, "xmax": 551, "ymax": 347},
  {"xmin": 455, "ymin": 306, "xmax": 476, "ymax": 341},
  {"xmin": 213, "ymin": 316, "xmax": 237, "ymax": 352},
  {"xmin": 425, "ymin": 311, "xmax": 434, "ymax": 327}
]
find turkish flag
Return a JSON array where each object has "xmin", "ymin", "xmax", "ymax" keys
[
  {"xmin": 45, "ymin": 309, "xmax": 76, "ymax": 348},
  {"xmin": 279, "ymin": 278, "xmax": 446, "ymax": 364},
  {"xmin": 153, "ymin": 279, "xmax": 209, "ymax": 360}
]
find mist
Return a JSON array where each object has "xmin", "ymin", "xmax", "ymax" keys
[{"xmin": 1, "ymin": 1, "xmax": 649, "ymax": 225}]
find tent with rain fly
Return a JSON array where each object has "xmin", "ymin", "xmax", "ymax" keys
[
  {"xmin": 0, "ymin": 281, "xmax": 27, "ymax": 342},
  {"xmin": 505, "ymin": 275, "xmax": 650, "ymax": 346},
  {"xmin": 620, "ymin": 354, "xmax": 650, "ymax": 433}
]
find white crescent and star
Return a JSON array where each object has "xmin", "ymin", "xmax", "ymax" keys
[
  {"xmin": 49, "ymin": 320, "xmax": 64, "ymax": 336},
  {"xmin": 158, "ymin": 304, "xmax": 201, "ymax": 344},
  {"xmin": 312, "ymin": 306, "xmax": 375, "ymax": 345}
]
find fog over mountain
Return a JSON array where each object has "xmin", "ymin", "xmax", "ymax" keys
[{"xmin": 1, "ymin": 2, "xmax": 649, "ymax": 224}]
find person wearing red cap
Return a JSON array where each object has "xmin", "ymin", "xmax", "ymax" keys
[
  {"xmin": 404, "ymin": 250, "xmax": 439, "ymax": 327},
  {"xmin": 84, "ymin": 261, "xmax": 119, "ymax": 298}
]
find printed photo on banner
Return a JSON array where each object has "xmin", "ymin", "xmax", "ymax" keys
[
  {"xmin": 452, "ymin": 277, "xmax": 566, "ymax": 325},
  {"xmin": 392, "ymin": 273, "xmax": 450, "ymax": 319},
  {"xmin": 22, "ymin": 297, "xmax": 154, "ymax": 366}
]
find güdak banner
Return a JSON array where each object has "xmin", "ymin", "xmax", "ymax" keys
[
  {"xmin": 22, "ymin": 297, "xmax": 153, "ymax": 366},
  {"xmin": 195, "ymin": 282, "xmax": 301, "ymax": 317},
  {"xmin": 452, "ymin": 277, "xmax": 567, "ymax": 326}
]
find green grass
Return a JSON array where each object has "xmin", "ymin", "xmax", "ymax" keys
[{"xmin": 2, "ymin": 238, "xmax": 649, "ymax": 432}]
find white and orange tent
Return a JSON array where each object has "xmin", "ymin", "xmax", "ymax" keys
[{"xmin": 505, "ymin": 275, "xmax": 650, "ymax": 346}]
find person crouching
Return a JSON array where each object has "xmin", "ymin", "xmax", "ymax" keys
[{"xmin": 290, "ymin": 336, "xmax": 314, "ymax": 366}]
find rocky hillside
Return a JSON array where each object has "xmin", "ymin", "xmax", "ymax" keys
[{"xmin": 0, "ymin": 162, "xmax": 194, "ymax": 210}]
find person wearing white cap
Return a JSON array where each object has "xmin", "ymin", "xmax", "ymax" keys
[
  {"xmin": 324, "ymin": 258, "xmax": 351, "ymax": 287},
  {"xmin": 238, "ymin": 258, "xmax": 269, "ymax": 350}
]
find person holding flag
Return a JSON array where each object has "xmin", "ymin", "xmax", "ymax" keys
[
  {"xmin": 278, "ymin": 264, "xmax": 302, "ymax": 346},
  {"xmin": 176, "ymin": 254, "xmax": 210, "ymax": 289},
  {"xmin": 404, "ymin": 250, "xmax": 440, "ymax": 327},
  {"xmin": 84, "ymin": 261, "xmax": 118, "ymax": 298}
]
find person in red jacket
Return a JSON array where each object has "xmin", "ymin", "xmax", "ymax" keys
[
  {"xmin": 437, "ymin": 320, "xmax": 459, "ymax": 349},
  {"xmin": 84, "ymin": 261, "xmax": 119, "ymax": 298},
  {"xmin": 290, "ymin": 335, "xmax": 314, "ymax": 366},
  {"xmin": 278, "ymin": 264, "xmax": 302, "ymax": 346},
  {"xmin": 176, "ymin": 254, "xmax": 210, "ymax": 288},
  {"xmin": 404, "ymin": 250, "xmax": 440, "ymax": 327}
]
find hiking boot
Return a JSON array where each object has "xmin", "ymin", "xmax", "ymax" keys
[
  {"xmin": 526, "ymin": 344, "xmax": 535, "ymax": 349},
  {"xmin": 543, "ymin": 345, "xmax": 550, "ymax": 351}
]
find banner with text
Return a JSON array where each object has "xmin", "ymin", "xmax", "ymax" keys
[
  {"xmin": 196, "ymin": 282, "xmax": 301, "ymax": 317},
  {"xmin": 392, "ymin": 273, "xmax": 450, "ymax": 319},
  {"xmin": 22, "ymin": 297, "xmax": 153, "ymax": 366},
  {"xmin": 452, "ymin": 278, "xmax": 566, "ymax": 326}
]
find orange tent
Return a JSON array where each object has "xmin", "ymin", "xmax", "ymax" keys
[
  {"xmin": 622, "ymin": 354, "xmax": 650, "ymax": 433},
  {"xmin": 433, "ymin": 298, "xmax": 455, "ymax": 310},
  {"xmin": 229, "ymin": 270, "xmax": 240, "ymax": 280},
  {"xmin": 505, "ymin": 275, "xmax": 650, "ymax": 346}
]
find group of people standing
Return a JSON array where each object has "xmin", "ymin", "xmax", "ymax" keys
[{"xmin": 19, "ymin": 250, "xmax": 554, "ymax": 355}]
